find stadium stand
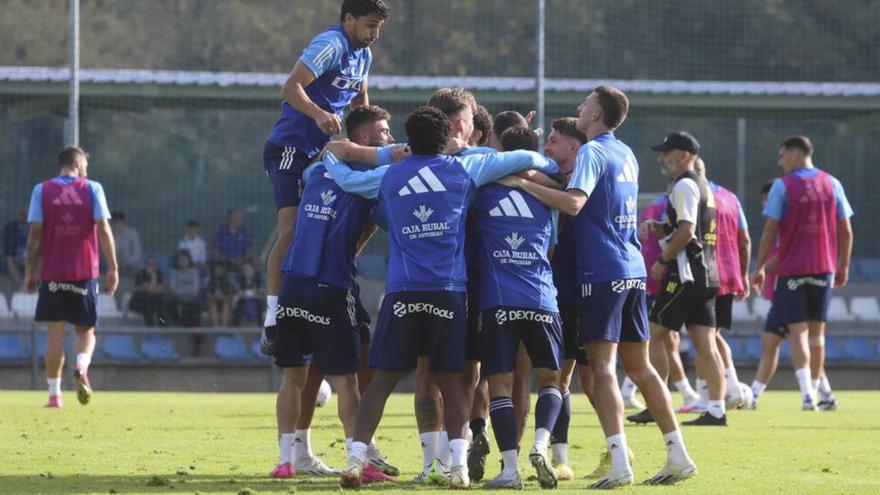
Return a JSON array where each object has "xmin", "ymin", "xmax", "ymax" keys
[
  {"xmin": 102, "ymin": 334, "xmax": 142, "ymax": 360},
  {"xmin": 214, "ymin": 335, "xmax": 251, "ymax": 361},
  {"xmin": 141, "ymin": 335, "xmax": 180, "ymax": 361}
]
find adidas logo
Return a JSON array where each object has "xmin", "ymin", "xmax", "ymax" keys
[
  {"xmin": 489, "ymin": 190, "xmax": 534, "ymax": 218},
  {"xmin": 616, "ymin": 156, "xmax": 638, "ymax": 183},
  {"xmin": 398, "ymin": 167, "xmax": 447, "ymax": 196},
  {"xmin": 505, "ymin": 232, "xmax": 525, "ymax": 250},
  {"xmin": 412, "ymin": 205, "xmax": 434, "ymax": 222},
  {"xmin": 625, "ymin": 195, "xmax": 636, "ymax": 213},
  {"xmin": 61, "ymin": 213, "xmax": 75, "ymax": 225},
  {"xmin": 51, "ymin": 185, "xmax": 84, "ymax": 206},
  {"xmin": 320, "ymin": 189, "xmax": 337, "ymax": 206}
]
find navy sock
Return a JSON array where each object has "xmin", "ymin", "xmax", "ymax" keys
[
  {"xmin": 535, "ymin": 387, "xmax": 563, "ymax": 432},
  {"xmin": 470, "ymin": 417, "xmax": 486, "ymax": 438},
  {"xmin": 551, "ymin": 391, "xmax": 571, "ymax": 445},
  {"xmin": 489, "ymin": 396, "xmax": 517, "ymax": 453}
]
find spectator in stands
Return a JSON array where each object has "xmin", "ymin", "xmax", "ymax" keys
[
  {"xmin": 178, "ymin": 220, "xmax": 207, "ymax": 270},
  {"xmin": 205, "ymin": 261, "xmax": 235, "ymax": 327},
  {"xmin": 111, "ymin": 211, "xmax": 143, "ymax": 278},
  {"xmin": 128, "ymin": 255, "xmax": 166, "ymax": 326},
  {"xmin": 3, "ymin": 206, "xmax": 28, "ymax": 289},
  {"xmin": 211, "ymin": 209, "xmax": 252, "ymax": 270},
  {"xmin": 234, "ymin": 259, "xmax": 265, "ymax": 326},
  {"xmin": 167, "ymin": 249, "xmax": 201, "ymax": 327}
]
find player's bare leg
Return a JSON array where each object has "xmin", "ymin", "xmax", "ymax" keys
[
  {"xmin": 682, "ymin": 325, "xmax": 727, "ymax": 425},
  {"xmin": 808, "ymin": 321, "xmax": 836, "ymax": 410},
  {"xmin": 550, "ymin": 358, "xmax": 576, "ymax": 480},
  {"xmin": 751, "ymin": 333, "xmax": 782, "ymax": 407},
  {"xmin": 664, "ymin": 331, "xmax": 699, "ymax": 409},
  {"xmin": 358, "ymin": 342, "xmax": 373, "ymax": 392},
  {"xmin": 44, "ymin": 321, "xmax": 66, "ymax": 408},
  {"xmin": 414, "ymin": 356, "xmax": 445, "ymax": 482},
  {"xmin": 273, "ymin": 366, "xmax": 308, "ymax": 479},
  {"xmin": 513, "ymin": 344, "xmax": 532, "ymax": 444},
  {"xmin": 72, "ymin": 325, "xmax": 96, "ymax": 405},
  {"xmin": 292, "ymin": 364, "xmax": 340, "ymax": 476},
  {"xmin": 787, "ymin": 322, "xmax": 816, "ymax": 409},
  {"xmin": 260, "ymin": 207, "xmax": 297, "ymax": 355}
]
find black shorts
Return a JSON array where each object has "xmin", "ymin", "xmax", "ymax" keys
[
  {"xmin": 649, "ymin": 278, "xmax": 718, "ymax": 331},
  {"xmin": 35, "ymin": 279, "xmax": 98, "ymax": 327},
  {"xmin": 352, "ymin": 280, "xmax": 372, "ymax": 344},
  {"xmin": 466, "ymin": 274, "xmax": 481, "ymax": 361},
  {"xmin": 263, "ymin": 140, "xmax": 309, "ymax": 209},
  {"xmin": 559, "ymin": 300, "xmax": 588, "ymax": 365},
  {"xmin": 715, "ymin": 293, "xmax": 734, "ymax": 330}
]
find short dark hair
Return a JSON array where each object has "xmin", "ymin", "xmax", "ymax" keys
[
  {"xmin": 761, "ymin": 180, "xmax": 775, "ymax": 196},
  {"xmin": 340, "ymin": 0, "xmax": 390, "ymax": 23},
  {"xmin": 780, "ymin": 135, "xmax": 813, "ymax": 156},
  {"xmin": 472, "ymin": 105, "xmax": 492, "ymax": 146},
  {"xmin": 493, "ymin": 111, "xmax": 528, "ymax": 139},
  {"xmin": 57, "ymin": 146, "xmax": 88, "ymax": 168},
  {"xmin": 345, "ymin": 105, "xmax": 391, "ymax": 136},
  {"xmin": 427, "ymin": 88, "xmax": 476, "ymax": 119},
  {"xmin": 593, "ymin": 85, "xmax": 629, "ymax": 130},
  {"xmin": 501, "ymin": 126, "xmax": 539, "ymax": 152},
  {"xmin": 176, "ymin": 249, "xmax": 193, "ymax": 267},
  {"xmin": 405, "ymin": 106, "xmax": 451, "ymax": 155},
  {"xmin": 551, "ymin": 117, "xmax": 587, "ymax": 144}
]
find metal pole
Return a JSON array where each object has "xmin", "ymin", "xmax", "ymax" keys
[
  {"xmin": 66, "ymin": 0, "xmax": 80, "ymax": 146},
  {"xmin": 736, "ymin": 117, "xmax": 747, "ymax": 202},
  {"xmin": 535, "ymin": 0, "xmax": 546, "ymax": 148}
]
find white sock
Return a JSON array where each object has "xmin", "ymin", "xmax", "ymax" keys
[
  {"xmin": 346, "ymin": 438, "xmax": 353, "ymax": 456},
  {"xmin": 438, "ymin": 430, "xmax": 450, "ymax": 465},
  {"xmin": 279, "ymin": 433, "xmax": 294, "ymax": 464},
  {"xmin": 707, "ymin": 399, "xmax": 726, "ymax": 419},
  {"xmin": 75, "ymin": 353, "xmax": 91, "ymax": 371},
  {"xmin": 420, "ymin": 431, "xmax": 439, "ymax": 469},
  {"xmin": 696, "ymin": 379, "xmax": 708, "ymax": 407},
  {"xmin": 551, "ymin": 443, "xmax": 569, "ymax": 465},
  {"xmin": 751, "ymin": 380, "xmax": 766, "ymax": 398},
  {"xmin": 818, "ymin": 376, "xmax": 834, "ymax": 401},
  {"xmin": 812, "ymin": 379, "xmax": 820, "ymax": 393},
  {"xmin": 621, "ymin": 376, "xmax": 637, "ymax": 398},
  {"xmin": 47, "ymin": 377, "xmax": 61, "ymax": 397},
  {"xmin": 292, "ymin": 428, "xmax": 312, "ymax": 463},
  {"xmin": 606, "ymin": 434, "xmax": 631, "ymax": 471},
  {"xmin": 501, "ymin": 449, "xmax": 519, "ymax": 475},
  {"xmin": 349, "ymin": 441, "xmax": 368, "ymax": 463},
  {"xmin": 533, "ymin": 427, "xmax": 552, "ymax": 453},
  {"xmin": 673, "ymin": 379, "xmax": 697, "ymax": 400},
  {"xmin": 264, "ymin": 295, "xmax": 278, "ymax": 327},
  {"xmin": 725, "ymin": 367, "xmax": 742, "ymax": 399},
  {"xmin": 795, "ymin": 367, "xmax": 814, "ymax": 402},
  {"xmin": 662, "ymin": 429, "xmax": 693, "ymax": 466},
  {"xmin": 449, "ymin": 438, "xmax": 468, "ymax": 469}
]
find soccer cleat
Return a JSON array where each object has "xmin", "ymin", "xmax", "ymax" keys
[
  {"xmin": 366, "ymin": 444, "xmax": 400, "ymax": 476},
  {"xmin": 362, "ymin": 463, "xmax": 396, "ymax": 483},
  {"xmin": 45, "ymin": 395, "xmax": 63, "ymax": 408},
  {"xmin": 340, "ymin": 456, "xmax": 364, "ymax": 489},
  {"xmin": 259, "ymin": 325, "xmax": 278, "ymax": 356},
  {"xmin": 553, "ymin": 462, "xmax": 574, "ymax": 481},
  {"xmin": 626, "ymin": 408, "xmax": 654, "ymax": 425},
  {"xmin": 643, "ymin": 461, "xmax": 697, "ymax": 485},
  {"xmin": 676, "ymin": 403, "xmax": 707, "ymax": 414},
  {"xmin": 802, "ymin": 398, "xmax": 818, "ymax": 411},
  {"xmin": 73, "ymin": 367, "xmax": 92, "ymax": 405},
  {"xmin": 449, "ymin": 464, "xmax": 470, "ymax": 490},
  {"xmin": 682, "ymin": 412, "xmax": 727, "ymax": 426},
  {"xmin": 468, "ymin": 428, "xmax": 491, "ymax": 481},
  {"xmin": 818, "ymin": 398, "xmax": 837, "ymax": 411},
  {"xmin": 622, "ymin": 394, "xmax": 645, "ymax": 410},
  {"xmin": 269, "ymin": 462, "xmax": 295, "ymax": 479},
  {"xmin": 483, "ymin": 469, "xmax": 524, "ymax": 489},
  {"xmin": 528, "ymin": 448, "xmax": 558, "ymax": 489},
  {"xmin": 683, "ymin": 391, "xmax": 701, "ymax": 408},
  {"xmin": 296, "ymin": 455, "xmax": 340, "ymax": 476},
  {"xmin": 426, "ymin": 458, "xmax": 450, "ymax": 486},
  {"xmin": 748, "ymin": 398, "xmax": 759, "ymax": 410},
  {"xmin": 585, "ymin": 447, "xmax": 635, "ymax": 479},
  {"xmin": 589, "ymin": 466, "xmax": 634, "ymax": 490}
]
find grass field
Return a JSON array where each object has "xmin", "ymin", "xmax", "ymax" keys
[{"xmin": 1, "ymin": 390, "xmax": 879, "ymax": 494}]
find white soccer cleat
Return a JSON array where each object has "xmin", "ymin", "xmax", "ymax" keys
[
  {"xmin": 528, "ymin": 448, "xmax": 558, "ymax": 489},
  {"xmin": 484, "ymin": 469, "xmax": 524, "ymax": 489},
  {"xmin": 643, "ymin": 461, "xmax": 697, "ymax": 485},
  {"xmin": 589, "ymin": 466, "xmax": 634, "ymax": 489},
  {"xmin": 449, "ymin": 464, "xmax": 470, "ymax": 490},
  {"xmin": 682, "ymin": 391, "xmax": 701, "ymax": 408},
  {"xmin": 339, "ymin": 456, "xmax": 364, "ymax": 489},
  {"xmin": 802, "ymin": 398, "xmax": 818, "ymax": 411},
  {"xmin": 622, "ymin": 394, "xmax": 645, "ymax": 410},
  {"xmin": 297, "ymin": 455, "xmax": 341, "ymax": 476}
]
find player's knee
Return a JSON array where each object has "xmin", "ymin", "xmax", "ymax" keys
[{"xmin": 809, "ymin": 335, "xmax": 825, "ymax": 347}]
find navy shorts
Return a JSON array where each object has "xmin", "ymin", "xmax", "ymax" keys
[
  {"xmin": 763, "ymin": 300, "xmax": 789, "ymax": 338},
  {"xmin": 275, "ymin": 275, "xmax": 360, "ymax": 375},
  {"xmin": 771, "ymin": 273, "xmax": 833, "ymax": 324},
  {"xmin": 479, "ymin": 307, "xmax": 562, "ymax": 375},
  {"xmin": 578, "ymin": 279, "xmax": 649, "ymax": 343},
  {"xmin": 649, "ymin": 278, "xmax": 718, "ymax": 331},
  {"xmin": 559, "ymin": 300, "xmax": 588, "ymax": 365},
  {"xmin": 263, "ymin": 140, "xmax": 309, "ymax": 209},
  {"xmin": 370, "ymin": 291, "xmax": 468, "ymax": 373},
  {"xmin": 35, "ymin": 279, "xmax": 98, "ymax": 327},
  {"xmin": 715, "ymin": 293, "xmax": 734, "ymax": 330},
  {"xmin": 352, "ymin": 280, "xmax": 372, "ymax": 345},
  {"xmin": 466, "ymin": 274, "xmax": 481, "ymax": 361}
]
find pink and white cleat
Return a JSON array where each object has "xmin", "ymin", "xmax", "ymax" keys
[
  {"xmin": 361, "ymin": 463, "xmax": 396, "ymax": 484},
  {"xmin": 270, "ymin": 462, "xmax": 296, "ymax": 479},
  {"xmin": 677, "ymin": 404, "xmax": 706, "ymax": 414},
  {"xmin": 45, "ymin": 395, "xmax": 63, "ymax": 408},
  {"xmin": 73, "ymin": 366, "xmax": 93, "ymax": 405}
]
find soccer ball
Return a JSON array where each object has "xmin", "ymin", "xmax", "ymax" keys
[
  {"xmin": 738, "ymin": 382, "xmax": 754, "ymax": 409},
  {"xmin": 316, "ymin": 379, "xmax": 333, "ymax": 407}
]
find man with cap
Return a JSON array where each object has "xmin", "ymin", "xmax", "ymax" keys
[{"xmin": 634, "ymin": 131, "xmax": 727, "ymax": 427}]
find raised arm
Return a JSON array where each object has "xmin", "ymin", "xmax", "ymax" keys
[
  {"xmin": 323, "ymin": 141, "xmax": 401, "ymax": 166},
  {"xmin": 282, "ymin": 62, "xmax": 341, "ymax": 136},
  {"xmin": 322, "ymin": 152, "xmax": 387, "ymax": 200}
]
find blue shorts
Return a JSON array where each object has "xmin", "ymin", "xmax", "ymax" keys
[
  {"xmin": 763, "ymin": 300, "xmax": 789, "ymax": 338},
  {"xmin": 370, "ymin": 291, "xmax": 468, "ymax": 373},
  {"xmin": 771, "ymin": 273, "xmax": 833, "ymax": 325},
  {"xmin": 35, "ymin": 279, "xmax": 98, "ymax": 327},
  {"xmin": 578, "ymin": 279, "xmax": 649, "ymax": 343},
  {"xmin": 479, "ymin": 306, "xmax": 562, "ymax": 375},
  {"xmin": 466, "ymin": 274, "xmax": 481, "ymax": 361},
  {"xmin": 352, "ymin": 279, "xmax": 372, "ymax": 344},
  {"xmin": 263, "ymin": 140, "xmax": 309, "ymax": 209},
  {"xmin": 275, "ymin": 275, "xmax": 359, "ymax": 375},
  {"xmin": 558, "ymin": 299, "xmax": 588, "ymax": 365}
]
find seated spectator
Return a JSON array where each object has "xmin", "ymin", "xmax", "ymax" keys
[
  {"xmin": 234, "ymin": 259, "xmax": 265, "ymax": 326},
  {"xmin": 3, "ymin": 206, "xmax": 28, "ymax": 289},
  {"xmin": 178, "ymin": 220, "xmax": 207, "ymax": 270},
  {"xmin": 211, "ymin": 209, "xmax": 252, "ymax": 270},
  {"xmin": 111, "ymin": 210, "xmax": 143, "ymax": 280},
  {"xmin": 205, "ymin": 261, "xmax": 235, "ymax": 327},
  {"xmin": 167, "ymin": 250, "xmax": 202, "ymax": 327},
  {"xmin": 128, "ymin": 255, "xmax": 166, "ymax": 326}
]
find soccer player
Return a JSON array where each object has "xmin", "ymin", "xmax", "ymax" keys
[
  {"xmin": 323, "ymin": 106, "xmax": 558, "ymax": 489},
  {"xmin": 499, "ymin": 87, "xmax": 696, "ymax": 487},
  {"xmin": 750, "ymin": 136, "xmax": 853, "ymax": 411},
  {"xmin": 260, "ymin": 0, "xmax": 389, "ymax": 355},
  {"xmin": 470, "ymin": 104, "xmax": 493, "ymax": 147},
  {"xmin": 24, "ymin": 146, "xmax": 118, "ymax": 408},
  {"xmin": 274, "ymin": 106, "xmax": 398, "ymax": 479},
  {"xmin": 488, "ymin": 111, "xmax": 530, "ymax": 151}
]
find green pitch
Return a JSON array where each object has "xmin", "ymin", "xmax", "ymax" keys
[{"xmin": 1, "ymin": 390, "xmax": 879, "ymax": 494}]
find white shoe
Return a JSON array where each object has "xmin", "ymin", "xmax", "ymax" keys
[
  {"xmin": 528, "ymin": 448, "xmax": 558, "ymax": 489},
  {"xmin": 725, "ymin": 391, "xmax": 745, "ymax": 409},
  {"xmin": 802, "ymin": 398, "xmax": 818, "ymax": 411},
  {"xmin": 683, "ymin": 391, "xmax": 701, "ymax": 408},
  {"xmin": 643, "ymin": 461, "xmax": 697, "ymax": 485},
  {"xmin": 414, "ymin": 466, "xmax": 431, "ymax": 483},
  {"xmin": 622, "ymin": 395, "xmax": 645, "ymax": 410},
  {"xmin": 484, "ymin": 469, "xmax": 524, "ymax": 489},
  {"xmin": 296, "ymin": 455, "xmax": 340, "ymax": 476},
  {"xmin": 589, "ymin": 466, "xmax": 634, "ymax": 489},
  {"xmin": 449, "ymin": 464, "xmax": 470, "ymax": 489},
  {"xmin": 340, "ymin": 456, "xmax": 364, "ymax": 489}
]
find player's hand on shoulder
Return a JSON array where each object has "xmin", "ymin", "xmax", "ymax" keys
[
  {"xmin": 517, "ymin": 170, "xmax": 562, "ymax": 189},
  {"xmin": 495, "ymin": 174, "xmax": 525, "ymax": 189},
  {"xmin": 391, "ymin": 144, "xmax": 411, "ymax": 163},
  {"xmin": 316, "ymin": 111, "xmax": 342, "ymax": 136}
]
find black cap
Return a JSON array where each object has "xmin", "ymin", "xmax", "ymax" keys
[{"xmin": 651, "ymin": 131, "xmax": 700, "ymax": 154}]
